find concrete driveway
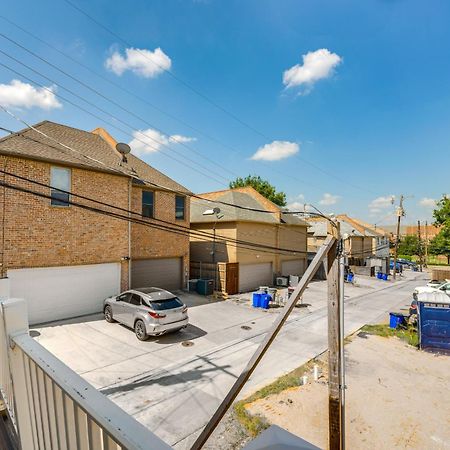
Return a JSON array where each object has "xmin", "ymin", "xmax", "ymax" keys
[{"xmin": 32, "ymin": 271, "xmax": 427, "ymax": 448}]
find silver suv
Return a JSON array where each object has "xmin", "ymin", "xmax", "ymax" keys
[{"xmin": 103, "ymin": 287, "xmax": 189, "ymax": 340}]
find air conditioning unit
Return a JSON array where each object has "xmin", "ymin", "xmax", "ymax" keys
[{"xmin": 276, "ymin": 276, "xmax": 289, "ymax": 287}]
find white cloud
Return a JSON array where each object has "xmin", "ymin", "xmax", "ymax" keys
[
  {"xmin": 283, "ymin": 49, "xmax": 342, "ymax": 91},
  {"xmin": 129, "ymin": 128, "xmax": 194, "ymax": 155},
  {"xmin": 0, "ymin": 79, "xmax": 62, "ymax": 110},
  {"xmin": 368, "ymin": 195, "xmax": 395, "ymax": 214},
  {"xmin": 419, "ymin": 197, "xmax": 436, "ymax": 208},
  {"xmin": 105, "ymin": 47, "xmax": 171, "ymax": 78},
  {"xmin": 169, "ymin": 135, "xmax": 196, "ymax": 144},
  {"xmin": 251, "ymin": 140, "xmax": 299, "ymax": 161},
  {"xmin": 319, "ymin": 193, "xmax": 340, "ymax": 206}
]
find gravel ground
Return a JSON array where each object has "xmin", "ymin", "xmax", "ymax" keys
[{"xmin": 203, "ymin": 409, "xmax": 252, "ymax": 450}]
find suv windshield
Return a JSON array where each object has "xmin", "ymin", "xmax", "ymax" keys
[{"xmin": 149, "ymin": 297, "xmax": 184, "ymax": 310}]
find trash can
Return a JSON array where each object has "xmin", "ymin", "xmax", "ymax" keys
[
  {"xmin": 252, "ymin": 293, "xmax": 262, "ymax": 308},
  {"xmin": 188, "ymin": 279, "xmax": 198, "ymax": 292},
  {"xmin": 377, "ymin": 272, "xmax": 383, "ymax": 279},
  {"xmin": 389, "ymin": 312, "xmax": 405, "ymax": 329},
  {"xmin": 268, "ymin": 288, "xmax": 277, "ymax": 302},
  {"xmin": 260, "ymin": 294, "xmax": 270, "ymax": 309},
  {"xmin": 347, "ymin": 273, "xmax": 354, "ymax": 282},
  {"xmin": 196, "ymin": 279, "xmax": 214, "ymax": 295},
  {"xmin": 382, "ymin": 273, "xmax": 388, "ymax": 281}
]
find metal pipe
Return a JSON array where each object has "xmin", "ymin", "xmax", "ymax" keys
[{"xmin": 339, "ymin": 250, "xmax": 346, "ymax": 450}]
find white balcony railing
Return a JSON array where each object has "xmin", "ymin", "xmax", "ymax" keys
[{"xmin": 0, "ymin": 298, "xmax": 172, "ymax": 450}]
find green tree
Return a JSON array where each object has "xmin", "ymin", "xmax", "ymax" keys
[
  {"xmin": 433, "ymin": 195, "xmax": 450, "ymax": 228},
  {"xmin": 398, "ymin": 234, "xmax": 420, "ymax": 256},
  {"xmin": 229, "ymin": 175, "xmax": 287, "ymax": 207},
  {"xmin": 429, "ymin": 195, "xmax": 450, "ymax": 264},
  {"xmin": 429, "ymin": 229, "xmax": 450, "ymax": 264}
]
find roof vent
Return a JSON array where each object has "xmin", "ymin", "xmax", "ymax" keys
[{"xmin": 115, "ymin": 142, "xmax": 131, "ymax": 162}]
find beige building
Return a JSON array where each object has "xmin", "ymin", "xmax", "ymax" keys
[
  {"xmin": 190, "ymin": 187, "xmax": 308, "ymax": 292},
  {"xmin": 0, "ymin": 121, "xmax": 189, "ymax": 324}
]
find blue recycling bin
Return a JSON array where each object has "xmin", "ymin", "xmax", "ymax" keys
[
  {"xmin": 377, "ymin": 272, "xmax": 383, "ymax": 279},
  {"xmin": 252, "ymin": 293, "xmax": 262, "ymax": 308},
  {"xmin": 389, "ymin": 312, "xmax": 405, "ymax": 329},
  {"xmin": 382, "ymin": 273, "xmax": 388, "ymax": 281},
  {"xmin": 347, "ymin": 274, "xmax": 354, "ymax": 282},
  {"xmin": 260, "ymin": 294, "xmax": 270, "ymax": 309}
]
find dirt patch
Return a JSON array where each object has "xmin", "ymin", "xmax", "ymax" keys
[{"xmin": 246, "ymin": 335, "xmax": 450, "ymax": 449}]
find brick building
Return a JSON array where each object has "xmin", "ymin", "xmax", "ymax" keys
[{"xmin": 0, "ymin": 121, "xmax": 190, "ymax": 324}]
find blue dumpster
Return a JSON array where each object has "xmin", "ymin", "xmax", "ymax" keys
[
  {"xmin": 389, "ymin": 312, "xmax": 405, "ymax": 329},
  {"xmin": 252, "ymin": 293, "xmax": 262, "ymax": 308},
  {"xmin": 418, "ymin": 301, "xmax": 450, "ymax": 352}
]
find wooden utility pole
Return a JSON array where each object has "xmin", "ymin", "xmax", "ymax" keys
[
  {"xmin": 393, "ymin": 195, "xmax": 405, "ymax": 280},
  {"xmin": 327, "ymin": 221, "xmax": 344, "ymax": 450},
  {"xmin": 190, "ymin": 237, "xmax": 337, "ymax": 450},
  {"xmin": 417, "ymin": 220, "xmax": 423, "ymax": 272},
  {"xmin": 424, "ymin": 221, "xmax": 429, "ymax": 267}
]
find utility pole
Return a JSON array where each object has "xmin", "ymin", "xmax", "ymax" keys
[
  {"xmin": 417, "ymin": 220, "xmax": 423, "ymax": 272},
  {"xmin": 327, "ymin": 220, "xmax": 345, "ymax": 450},
  {"xmin": 424, "ymin": 221, "xmax": 429, "ymax": 268},
  {"xmin": 393, "ymin": 195, "xmax": 405, "ymax": 280}
]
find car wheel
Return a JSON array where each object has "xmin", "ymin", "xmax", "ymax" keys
[
  {"xmin": 104, "ymin": 306, "xmax": 115, "ymax": 323},
  {"xmin": 135, "ymin": 320, "xmax": 148, "ymax": 341}
]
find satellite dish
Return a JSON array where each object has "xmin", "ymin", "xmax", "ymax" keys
[{"xmin": 116, "ymin": 143, "xmax": 131, "ymax": 155}]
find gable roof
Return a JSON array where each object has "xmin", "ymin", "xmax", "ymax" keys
[
  {"xmin": 0, "ymin": 121, "xmax": 190, "ymax": 193},
  {"xmin": 337, "ymin": 215, "xmax": 386, "ymax": 237},
  {"xmin": 191, "ymin": 186, "xmax": 308, "ymax": 226}
]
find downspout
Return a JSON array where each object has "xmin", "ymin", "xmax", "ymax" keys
[
  {"xmin": 128, "ymin": 177, "xmax": 132, "ymax": 289},
  {"xmin": 1, "ymin": 158, "xmax": 8, "ymax": 279}
]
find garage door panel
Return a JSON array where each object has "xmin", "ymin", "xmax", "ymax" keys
[
  {"xmin": 239, "ymin": 263, "xmax": 272, "ymax": 292},
  {"xmin": 281, "ymin": 259, "xmax": 305, "ymax": 277},
  {"xmin": 9, "ymin": 263, "xmax": 121, "ymax": 325},
  {"xmin": 131, "ymin": 258, "xmax": 182, "ymax": 291}
]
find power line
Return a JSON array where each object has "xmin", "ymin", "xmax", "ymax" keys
[
  {"xmin": 0, "ymin": 166, "xmax": 307, "ymax": 253},
  {"xmin": 0, "ymin": 32, "xmax": 239, "ymax": 180},
  {"xmin": 59, "ymin": 1, "xmax": 377, "ymax": 197},
  {"xmin": 0, "ymin": 176, "xmax": 309, "ymax": 257},
  {"xmin": 0, "ymin": 15, "xmax": 252, "ymax": 166},
  {"xmin": 0, "ymin": 28, "xmax": 330, "ymax": 194},
  {"xmin": 0, "ymin": 55, "xmax": 228, "ymax": 185},
  {"xmin": 0, "ymin": 115, "xmax": 334, "ymax": 224}
]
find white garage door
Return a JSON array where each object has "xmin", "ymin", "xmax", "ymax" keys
[
  {"xmin": 8, "ymin": 263, "xmax": 121, "ymax": 325},
  {"xmin": 281, "ymin": 259, "xmax": 305, "ymax": 277},
  {"xmin": 131, "ymin": 258, "xmax": 182, "ymax": 292},
  {"xmin": 239, "ymin": 263, "xmax": 273, "ymax": 292}
]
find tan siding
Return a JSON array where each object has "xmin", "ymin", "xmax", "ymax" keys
[{"xmin": 190, "ymin": 223, "xmax": 237, "ymax": 263}]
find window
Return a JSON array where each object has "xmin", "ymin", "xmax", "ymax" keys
[
  {"xmin": 117, "ymin": 293, "xmax": 131, "ymax": 302},
  {"xmin": 130, "ymin": 294, "xmax": 142, "ymax": 306},
  {"xmin": 50, "ymin": 167, "xmax": 71, "ymax": 206},
  {"xmin": 175, "ymin": 195, "xmax": 185, "ymax": 220},
  {"xmin": 149, "ymin": 297, "xmax": 184, "ymax": 310},
  {"xmin": 142, "ymin": 191, "xmax": 154, "ymax": 218}
]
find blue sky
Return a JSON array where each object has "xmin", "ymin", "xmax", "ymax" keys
[{"xmin": 0, "ymin": 0, "xmax": 449, "ymax": 225}]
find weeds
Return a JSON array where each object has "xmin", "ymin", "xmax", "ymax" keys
[
  {"xmin": 233, "ymin": 358, "xmax": 324, "ymax": 436},
  {"xmin": 361, "ymin": 323, "xmax": 419, "ymax": 347}
]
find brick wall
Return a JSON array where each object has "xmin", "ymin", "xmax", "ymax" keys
[
  {"xmin": 0, "ymin": 157, "xmax": 130, "ymax": 284},
  {"xmin": 130, "ymin": 186, "xmax": 190, "ymax": 281}
]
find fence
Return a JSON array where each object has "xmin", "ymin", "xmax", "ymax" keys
[{"xmin": 0, "ymin": 298, "xmax": 171, "ymax": 450}]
